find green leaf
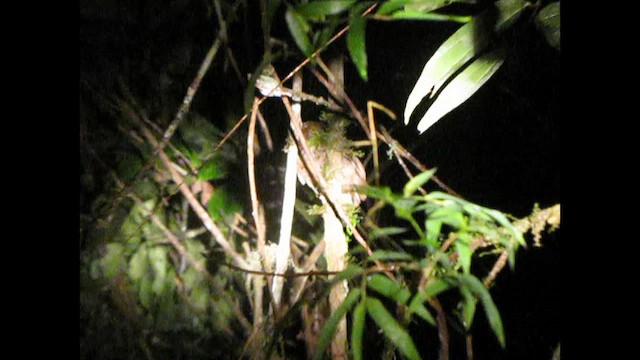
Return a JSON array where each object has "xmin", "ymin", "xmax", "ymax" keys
[
  {"xmin": 347, "ymin": 14, "xmax": 368, "ymax": 80},
  {"xmin": 377, "ymin": 0, "xmax": 410, "ymax": 15},
  {"xmin": 391, "ymin": 11, "xmax": 471, "ymax": 23},
  {"xmin": 369, "ymin": 250, "xmax": 414, "ymax": 262},
  {"xmin": 360, "ymin": 185, "xmax": 396, "ymax": 203},
  {"xmin": 458, "ymin": 284, "xmax": 477, "ymax": 329},
  {"xmin": 407, "ymin": 291, "xmax": 436, "ymax": 325},
  {"xmin": 403, "ymin": 168, "xmax": 436, "ymax": 197},
  {"xmin": 366, "ymin": 297, "xmax": 422, "ymax": 360},
  {"xmin": 424, "ymin": 218, "xmax": 442, "ymax": 247},
  {"xmin": 129, "ymin": 245, "xmax": 149, "ymax": 281},
  {"xmin": 100, "ymin": 243, "xmax": 125, "ymax": 279},
  {"xmin": 190, "ymin": 284, "xmax": 210, "ymax": 313},
  {"xmin": 198, "ymin": 158, "xmax": 224, "ymax": 181},
  {"xmin": 416, "ymin": 47, "xmax": 507, "ymax": 133},
  {"xmin": 335, "ymin": 264, "xmax": 365, "ymax": 283},
  {"xmin": 535, "ymin": 2, "xmax": 560, "ymax": 50},
  {"xmin": 367, "ymin": 274, "xmax": 411, "ymax": 304},
  {"xmin": 404, "ymin": 0, "xmax": 456, "ymax": 13},
  {"xmin": 266, "ymin": 0, "xmax": 283, "ymax": 27},
  {"xmin": 455, "ymin": 274, "xmax": 505, "ymax": 347},
  {"xmin": 149, "ymin": 247, "xmax": 168, "ymax": 295},
  {"xmin": 394, "ymin": 198, "xmax": 419, "ymax": 220},
  {"xmin": 313, "ymin": 288, "xmax": 362, "ymax": 360},
  {"xmin": 297, "ymin": 0, "xmax": 356, "ymax": 21},
  {"xmin": 429, "ymin": 205, "xmax": 466, "ymax": 229},
  {"xmin": 138, "ymin": 274, "xmax": 153, "ymax": 308},
  {"xmin": 403, "ymin": 0, "xmax": 527, "ymax": 125},
  {"xmin": 207, "ymin": 186, "xmax": 241, "ymax": 221},
  {"xmin": 285, "ymin": 6, "xmax": 313, "ymax": 56},
  {"xmin": 403, "ymin": 15, "xmax": 490, "ymax": 124},
  {"xmin": 425, "ymin": 278, "xmax": 453, "ymax": 297},
  {"xmin": 454, "ymin": 233, "xmax": 473, "ymax": 274},
  {"xmin": 369, "ymin": 226, "xmax": 408, "ymax": 239},
  {"xmin": 351, "ymin": 300, "xmax": 366, "ymax": 360},
  {"xmin": 494, "ymin": 0, "xmax": 529, "ymax": 32}
]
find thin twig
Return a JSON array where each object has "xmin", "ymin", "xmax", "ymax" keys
[
  {"xmin": 309, "ymin": 59, "xmax": 462, "ymax": 198},
  {"xmin": 107, "ymin": 35, "xmax": 223, "ymax": 216},
  {"xmin": 248, "ymin": 98, "xmax": 277, "ymax": 319},
  {"xmin": 213, "ymin": 3, "xmax": 379, "ymax": 151},
  {"xmin": 130, "ymin": 111, "xmax": 249, "ymax": 269},
  {"xmin": 256, "ymin": 109, "xmax": 274, "ymax": 151},
  {"xmin": 221, "ymin": 261, "xmax": 340, "ymax": 277},
  {"xmin": 426, "ymin": 297, "xmax": 450, "ymax": 360},
  {"xmin": 465, "ymin": 333, "xmax": 474, "ymax": 360}
]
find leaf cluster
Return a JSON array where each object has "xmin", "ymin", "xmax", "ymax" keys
[{"xmin": 313, "ymin": 170, "xmax": 533, "ymax": 359}]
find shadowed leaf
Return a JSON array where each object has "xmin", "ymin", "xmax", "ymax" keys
[
  {"xmin": 351, "ymin": 300, "xmax": 366, "ymax": 360},
  {"xmin": 535, "ymin": 2, "xmax": 560, "ymax": 50},
  {"xmin": 286, "ymin": 7, "xmax": 313, "ymax": 56},
  {"xmin": 313, "ymin": 288, "xmax": 362, "ymax": 360},
  {"xmin": 366, "ymin": 297, "xmax": 422, "ymax": 360}
]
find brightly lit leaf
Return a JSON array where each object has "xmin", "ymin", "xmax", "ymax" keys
[{"xmin": 416, "ymin": 47, "xmax": 506, "ymax": 133}]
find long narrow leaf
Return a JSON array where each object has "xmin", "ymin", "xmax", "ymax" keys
[
  {"xmin": 407, "ymin": 291, "xmax": 436, "ymax": 325},
  {"xmin": 285, "ymin": 7, "xmax": 313, "ymax": 56},
  {"xmin": 297, "ymin": 0, "xmax": 356, "ymax": 21},
  {"xmin": 367, "ymin": 274, "xmax": 411, "ymax": 304},
  {"xmin": 455, "ymin": 274, "xmax": 505, "ymax": 347},
  {"xmin": 535, "ymin": 2, "xmax": 560, "ymax": 50},
  {"xmin": 403, "ymin": 15, "xmax": 490, "ymax": 124},
  {"xmin": 369, "ymin": 250, "xmax": 414, "ymax": 262},
  {"xmin": 313, "ymin": 289, "xmax": 362, "ymax": 360},
  {"xmin": 347, "ymin": 14, "xmax": 368, "ymax": 80},
  {"xmin": 403, "ymin": 0, "xmax": 527, "ymax": 125},
  {"xmin": 416, "ymin": 47, "xmax": 506, "ymax": 133},
  {"xmin": 403, "ymin": 168, "xmax": 437, "ymax": 197},
  {"xmin": 391, "ymin": 11, "xmax": 471, "ymax": 23},
  {"xmin": 366, "ymin": 297, "xmax": 422, "ymax": 360},
  {"xmin": 351, "ymin": 300, "xmax": 366, "ymax": 360}
]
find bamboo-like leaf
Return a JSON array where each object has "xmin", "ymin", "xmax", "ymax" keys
[
  {"xmin": 351, "ymin": 300, "xmax": 366, "ymax": 360},
  {"xmin": 458, "ymin": 284, "xmax": 477, "ymax": 329},
  {"xmin": 391, "ymin": 11, "xmax": 471, "ymax": 23},
  {"xmin": 407, "ymin": 291, "xmax": 436, "ymax": 325},
  {"xmin": 369, "ymin": 226, "xmax": 408, "ymax": 239},
  {"xmin": 285, "ymin": 6, "xmax": 313, "ymax": 56},
  {"xmin": 378, "ymin": 0, "xmax": 477, "ymax": 15},
  {"xmin": 403, "ymin": 0, "xmax": 527, "ymax": 124},
  {"xmin": 366, "ymin": 297, "xmax": 422, "ymax": 360},
  {"xmin": 416, "ymin": 47, "xmax": 506, "ymax": 133},
  {"xmin": 347, "ymin": 14, "xmax": 368, "ymax": 80},
  {"xmin": 334, "ymin": 264, "xmax": 365, "ymax": 283},
  {"xmin": 454, "ymin": 233, "xmax": 473, "ymax": 274},
  {"xmin": 404, "ymin": 0, "xmax": 459, "ymax": 13},
  {"xmin": 455, "ymin": 274, "xmax": 505, "ymax": 347},
  {"xmin": 313, "ymin": 288, "xmax": 362, "ymax": 360},
  {"xmin": 403, "ymin": 15, "xmax": 490, "ymax": 124},
  {"xmin": 369, "ymin": 250, "xmax": 414, "ymax": 261},
  {"xmin": 297, "ymin": 0, "xmax": 356, "ymax": 21},
  {"xmin": 377, "ymin": 0, "xmax": 413, "ymax": 15},
  {"xmin": 535, "ymin": 2, "xmax": 560, "ymax": 50},
  {"xmin": 425, "ymin": 278, "xmax": 453, "ymax": 297},
  {"xmin": 367, "ymin": 274, "xmax": 412, "ymax": 304},
  {"xmin": 494, "ymin": 0, "xmax": 529, "ymax": 32},
  {"xmin": 403, "ymin": 168, "xmax": 437, "ymax": 197}
]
